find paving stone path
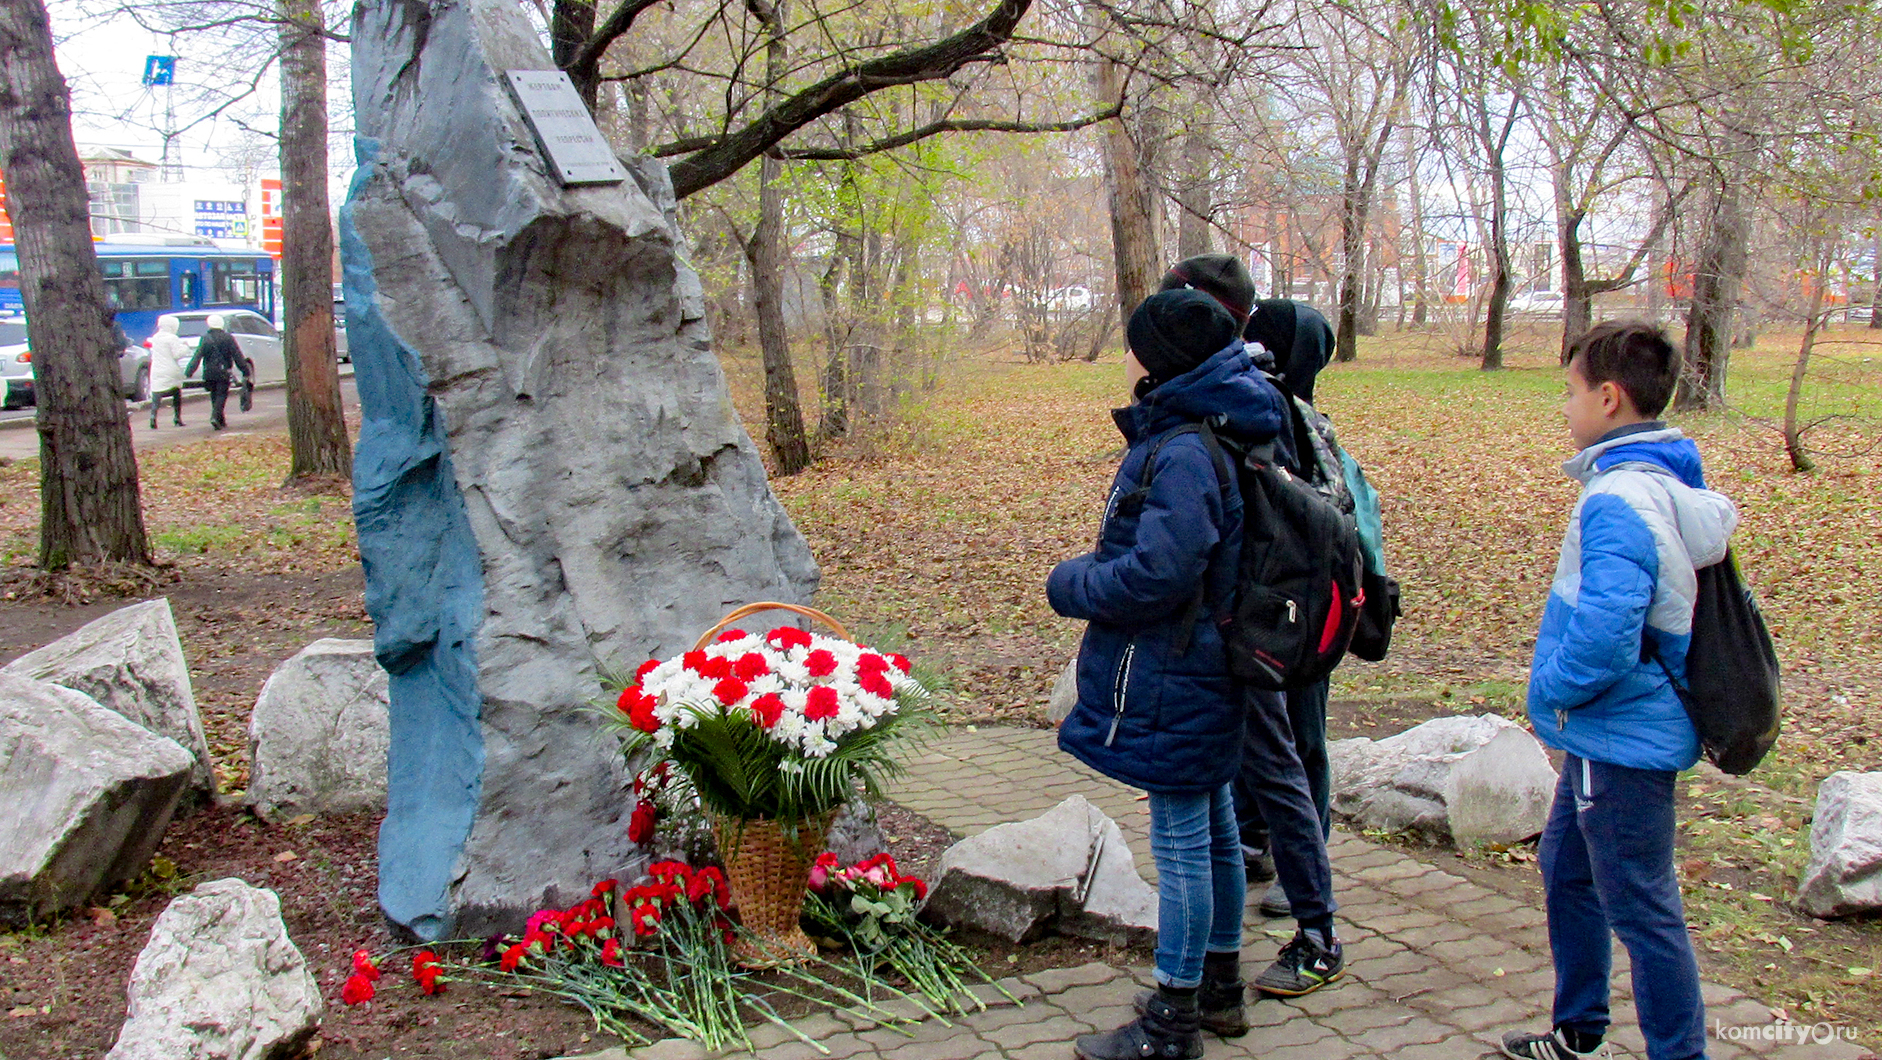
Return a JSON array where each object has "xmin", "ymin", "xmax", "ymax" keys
[{"xmin": 571, "ymin": 726, "xmax": 1874, "ymax": 1060}]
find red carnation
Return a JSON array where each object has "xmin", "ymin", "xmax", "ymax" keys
[
  {"xmin": 351, "ymin": 948, "xmax": 381, "ymax": 981},
  {"xmin": 341, "ymin": 972, "xmax": 376, "ymax": 1005},
  {"xmin": 805, "ymin": 685, "xmax": 840, "ymax": 721},
  {"xmin": 601, "ymin": 937, "xmax": 625, "ymax": 967},
  {"xmin": 628, "ymin": 901, "xmax": 662, "ymax": 937},
  {"xmin": 681, "ymin": 650, "xmax": 709, "ymax": 673},
  {"xmin": 413, "ymin": 950, "xmax": 444, "ymax": 994},
  {"xmin": 499, "ymin": 942, "xmax": 527, "ymax": 971},
  {"xmin": 628, "ymin": 801, "xmax": 657, "ymax": 844},
  {"xmin": 887, "ymin": 653, "xmax": 912, "ymax": 674},
  {"xmin": 750, "ymin": 692, "xmax": 786, "ymax": 729},
  {"xmin": 805, "ymin": 649, "xmax": 838, "ymax": 677},
  {"xmin": 592, "ymin": 878, "xmax": 618, "ymax": 898},
  {"xmin": 859, "ymin": 670, "xmax": 894, "ymax": 699},
  {"xmin": 649, "ymin": 861, "xmax": 692, "ymax": 887},
  {"xmin": 905, "ymin": 877, "xmax": 928, "ymax": 901},
  {"xmin": 766, "ymin": 626, "xmax": 812, "ymax": 650},
  {"xmin": 635, "ymin": 658, "xmax": 661, "ymax": 681},
  {"xmin": 688, "ymin": 866, "xmax": 731, "ymax": 909},
  {"xmin": 715, "ymin": 628, "xmax": 748, "ymax": 643},
  {"xmin": 856, "ymin": 652, "xmax": 889, "ymax": 674},
  {"xmin": 628, "ymin": 692, "xmax": 658, "ymax": 734},
  {"xmin": 712, "ymin": 677, "xmax": 749, "ymax": 706},
  {"xmin": 733, "ymin": 652, "xmax": 771, "ymax": 681}
]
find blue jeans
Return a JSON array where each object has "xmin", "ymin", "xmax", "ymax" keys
[
  {"xmin": 1542, "ymin": 755, "xmax": 1707, "ymax": 1060},
  {"xmin": 1148, "ymin": 783, "xmax": 1245, "ymax": 988}
]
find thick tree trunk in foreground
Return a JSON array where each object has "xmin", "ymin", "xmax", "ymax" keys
[
  {"xmin": 280, "ymin": 0, "xmax": 352, "ymax": 481},
  {"xmin": 0, "ymin": 0, "xmax": 149, "ymax": 568}
]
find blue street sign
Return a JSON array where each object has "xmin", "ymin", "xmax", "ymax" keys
[{"xmin": 142, "ymin": 56, "xmax": 175, "ymax": 86}]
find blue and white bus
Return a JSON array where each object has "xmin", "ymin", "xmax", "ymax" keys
[{"xmin": 0, "ymin": 235, "xmax": 277, "ymax": 343}]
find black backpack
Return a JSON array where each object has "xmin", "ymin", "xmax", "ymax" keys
[
  {"xmin": 1141, "ymin": 409, "xmax": 1365, "ymax": 691},
  {"xmin": 1648, "ymin": 548, "xmax": 1781, "ymax": 774}
]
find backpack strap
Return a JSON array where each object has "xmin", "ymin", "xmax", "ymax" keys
[{"xmin": 1169, "ymin": 419, "xmax": 1236, "ymax": 655}]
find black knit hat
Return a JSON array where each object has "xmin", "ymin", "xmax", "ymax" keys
[
  {"xmin": 1127, "ymin": 289, "xmax": 1239, "ymax": 389},
  {"xmin": 1160, "ymin": 254, "xmax": 1258, "ymax": 324}
]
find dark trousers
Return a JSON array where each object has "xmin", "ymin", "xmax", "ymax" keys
[
  {"xmin": 149, "ymin": 387, "xmax": 183, "ymax": 426},
  {"xmin": 1230, "ymin": 684, "xmax": 1335, "ymax": 926},
  {"xmin": 206, "ymin": 378, "xmax": 231, "ymax": 428},
  {"xmin": 1542, "ymin": 754, "xmax": 1706, "ymax": 1060},
  {"xmin": 1236, "ymin": 681, "xmax": 1332, "ymax": 851}
]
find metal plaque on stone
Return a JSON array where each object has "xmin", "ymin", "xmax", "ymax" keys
[{"xmin": 503, "ymin": 70, "xmax": 627, "ymax": 186}]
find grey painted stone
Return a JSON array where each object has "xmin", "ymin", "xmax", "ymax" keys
[
  {"xmin": 345, "ymin": 0, "xmax": 816, "ymax": 939},
  {"xmin": 247, "ymin": 639, "xmax": 390, "ymax": 819},
  {"xmin": 923, "ymin": 795, "xmax": 1154, "ymax": 946},
  {"xmin": 5, "ymin": 599, "xmax": 212, "ymax": 795},
  {"xmin": 824, "ymin": 799, "xmax": 888, "ymax": 865},
  {"xmin": 1797, "ymin": 771, "xmax": 1882, "ymax": 919},
  {"xmin": 1330, "ymin": 714, "xmax": 1556, "ymax": 848},
  {"xmin": 0, "ymin": 673, "xmax": 194, "ymax": 924},
  {"xmin": 106, "ymin": 878, "xmax": 321, "ymax": 1060},
  {"xmin": 1046, "ymin": 658, "xmax": 1077, "ymax": 725}
]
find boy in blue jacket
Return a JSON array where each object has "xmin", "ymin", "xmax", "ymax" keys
[
  {"xmin": 1504, "ymin": 322, "xmax": 1735, "ymax": 1060},
  {"xmin": 1050, "ymin": 289, "xmax": 1337, "ymax": 1060}
]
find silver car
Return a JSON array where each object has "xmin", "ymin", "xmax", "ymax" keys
[
  {"xmin": 172, "ymin": 310, "xmax": 285, "ymax": 388},
  {"xmin": 1, "ymin": 317, "xmax": 150, "ymax": 409}
]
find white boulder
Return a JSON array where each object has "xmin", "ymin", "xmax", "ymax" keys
[
  {"xmin": 1797, "ymin": 771, "xmax": 1882, "ymax": 919},
  {"xmin": 0, "ymin": 673, "xmax": 194, "ymax": 924},
  {"xmin": 922, "ymin": 795, "xmax": 1154, "ymax": 946},
  {"xmin": 5, "ymin": 599, "xmax": 213, "ymax": 795},
  {"xmin": 247, "ymin": 639, "xmax": 390, "ymax": 819},
  {"xmin": 1330, "ymin": 713, "xmax": 1557, "ymax": 847},
  {"xmin": 1046, "ymin": 658, "xmax": 1078, "ymax": 725},
  {"xmin": 107, "ymin": 878, "xmax": 322, "ymax": 1060}
]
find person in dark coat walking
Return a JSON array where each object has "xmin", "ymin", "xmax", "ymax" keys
[
  {"xmin": 185, "ymin": 313, "xmax": 252, "ymax": 430},
  {"xmin": 1052, "ymin": 289, "xmax": 1303, "ymax": 1060}
]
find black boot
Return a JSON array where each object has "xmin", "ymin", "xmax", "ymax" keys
[
  {"xmin": 1133, "ymin": 953, "xmax": 1247, "ymax": 1038},
  {"xmin": 1077, "ymin": 987, "xmax": 1202, "ymax": 1060}
]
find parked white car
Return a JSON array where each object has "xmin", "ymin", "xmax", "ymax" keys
[
  {"xmin": 1046, "ymin": 285, "xmax": 1095, "ymax": 313},
  {"xmin": 171, "ymin": 310, "xmax": 286, "ymax": 387},
  {"xmin": 1506, "ymin": 290, "xmax": 1565, "ymax": 317}
]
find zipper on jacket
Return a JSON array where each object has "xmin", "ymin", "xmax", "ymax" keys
[
  {"xmin": 1106, "ymin": 643, "xmax": 1136, "ymax": 747},
  {"xmin": 1557, "ymin": 709, "xmax": 1568, "ymax": 731}
]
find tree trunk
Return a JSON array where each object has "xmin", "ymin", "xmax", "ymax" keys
[
  {"xmin": 745, "ymin": 0, "xmax": 810, "ymax": 473},
  {"xmin": 1336, "ymin": 154, "xmax": 1364, "ymax": 362},
  {"xmin": 551, "ymin": 0, "xmax": 599, "ymax": 108},
  {"xmin": 1175, "ymin": 119, "xmax": 1212, "ymax": 259},
  {"xmin": 1095, "ymin": 56, "xmax": 1159, "ymax": 332},
  {"xmin": 0, "ymin": 0, "xmax": 149, "ymax": 568},
  {"xmin": 1555, "ymin": 154, "xmax": 1594, "ymax": 363},
  {"xmin": 1401, "ymin": 124, "xmax": 1429, "ymax": 328},
  {"xmin": 280, "ymin": 0, "xmax": 352, "ymax": 481},
  {"xmin": 1870, "ymin": 225, "xmax": 1881, "ymax": 330},
  {"xmin": 1481, "ymin": 159, "xmax": 1511, "ymax": 371},
  {"xmin": 1678, "ymin": 171, "xmax": 1748, "ymax": 410},
  {"xmin": 1783, "ymin": 274, "xmax": 1825, "ymax": 473}
]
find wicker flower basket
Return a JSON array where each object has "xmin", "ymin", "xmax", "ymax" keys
[{"xmin": 713, "ymin": 813, "xmax": 832, "ymax": 965}]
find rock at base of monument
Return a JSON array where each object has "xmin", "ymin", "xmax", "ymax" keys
[
  {"xmin": 4, "ymin": 598, "xmax": 213, "ymax": 797},
  {"xmin": 824, "ymin": 798, "xmax": 888, "ymax": 865},
  {"xmin": 0, "ymin": 673, "xmax": 195, "ymax": 926},
  {"xmin": 247, "ymin": 639, "xmax": 390, "ymax": 819},
  {"xmin": 106, "ymin": 878, "xmax": 322, "ymax": 1060},
  {"xmin": 1796, "ymin": 771, "xmax": 1882, "ymax": 920},
  {"xmin": 1046, "ymin": 658, "xmax": 1078, "ymax": 726},
  {"xmin": 1330, "ymin": 714, "xmax": 1557, "ymax": 848},
  {"xmin": 922, "ymin": 795, "xmax": 1155, "ymax": 947}
]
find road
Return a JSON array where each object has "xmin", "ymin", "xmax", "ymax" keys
[{"xmin": 0, "ymin": 376, "xmax": 361, "ymax": 463}]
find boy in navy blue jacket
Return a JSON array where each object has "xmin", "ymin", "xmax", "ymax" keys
[
  {"xmin": 1503, "ymin": 322, "xmax": 1736, "ymax": 1060},
  {"xmin": 1050, "ymin": 289, "xmax": 1338, "ymax": 1060}
]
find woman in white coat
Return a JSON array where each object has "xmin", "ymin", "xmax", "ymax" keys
[{"xmin": 146, "ymin": 314, "xmax": 189, "ymax": 428}]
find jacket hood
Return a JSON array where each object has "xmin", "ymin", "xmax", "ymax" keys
[
  {"xmin": 1244, "ymin": 300, "xmax": 1335, "ymax": 404},
  {"xmin": 156, "ymin": 315, "xmax": 180, "ymax": 336},
  {"xmin": 1568, "ymin": 427, "xmax": 1737, "ymax": 568},
  {"xmin": 1113, "ymin": 341, "xmax": 1285, "ymax": 444}
]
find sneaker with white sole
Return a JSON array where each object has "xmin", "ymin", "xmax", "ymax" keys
[
  {"xmin": 1253, "ymin": 928, "xmax": 1344, "ymax": 996},
  {"xmin": 1500, "ymin": 1028, "xmax": 1610, "ymax": 1060}
]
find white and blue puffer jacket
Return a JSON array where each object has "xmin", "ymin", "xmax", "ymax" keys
[{"xmin": 1527, "ymin": 426, "xmax": 1738, "ymax": 772}]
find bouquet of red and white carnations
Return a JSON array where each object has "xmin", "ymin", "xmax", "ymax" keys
[{"xmin": 604, "ymin": 623, "xmax": 933, "ymax": 826}]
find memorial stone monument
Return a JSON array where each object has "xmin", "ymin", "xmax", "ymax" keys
[{"xmin": 343, "ymin": 0, "xmax": 818, "ymax": 940}]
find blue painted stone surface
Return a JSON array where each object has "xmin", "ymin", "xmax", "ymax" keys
[{"xmin": 340, "ymin": 139, "xmax": 486, "ymax": 942}]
